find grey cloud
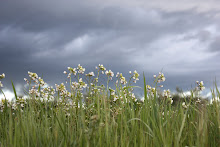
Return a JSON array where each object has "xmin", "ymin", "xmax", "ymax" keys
[
  {"xmin": 0, "ymin": 0, "xmax": 220, "ymax": 92},
  {"xmin": 182, "ymin": 30, "xmax": 212, "ymax": 42},
  {"xmin": 209, "ymin": 36, "xmax": 220, "ymax": 52}
]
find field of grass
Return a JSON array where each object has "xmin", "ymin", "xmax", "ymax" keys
[{"xmin": 0, "ymin": 64, "xmax": 220, "ymax": 146}]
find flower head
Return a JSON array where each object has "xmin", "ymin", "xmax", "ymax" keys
[
  {"xmin": 28, "ymin": 71, "xmax": 38, "ymax": 81},
  {"xmin": 38, "ymin": 77, "xmax": 46, "ymax": 86},
  {"xmin": 159, "ymin": 72, "xmax": 165, "ymax": 82},
  {"xmin": 29, "ymin": 86, "xmax": 40, "ymax": 97},
  {"xmin": 55, "ymin": 83, "xmax": 71, "ymax": 97},
  {"xmin": 78, "ymin": 78, "xmax": 87, "ymax": 89},
  {"xmin": 105, "ymin": 70, "xmax": 114, "ymax": 78},
  {"xmin": 0, "ymin": 73, "xmax": 5, "ymax": 79},
  {"xmin": 71, "ymin": 82, "xmax": 80, "ymax": 90},
  {"xmin": 196, "ymin": 81, "xmax": 205, "ymax": 91},
  {"xmin": 68, "ymin": 67, "xmax": 77, "ymax": 75},
  {"xmin": 163, "ymin": 89, "xmax": 171, "ymax": 98},
  {"xmin": 132, "ymin": 70, "xmax": 139, "ymax": 83},
  {"xmin": 77, "ymin": 64, "xmax": 85, "ymax": 74},
  {"xmin": 182, "ymin": 102, "xmax": 188, "ymax": 109},
  {"xmin": 98, "ymin": 64, "xmax": 106, "ymax": 71},
  {"xmin": 86, "ymin": 72, "xmax": 95, "ymax": 77},
  {"xmin": 153, "ymin": 72, "xmax": 166, "ymax": 84},
  {"xmin": 118, "ymin": 73, "xmax": 127, "ymax": 85}
]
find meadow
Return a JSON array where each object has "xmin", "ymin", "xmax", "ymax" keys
[{"xmin": 0, "ymin": 64, "xmax": 220, "ymax": 146}]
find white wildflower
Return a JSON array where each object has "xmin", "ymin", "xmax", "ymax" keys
[
  {"xmin": 0, "ymin": 73, "xmax": 5, "ymax": 79},
  {"xmin": 196, "ymin": 81, "xmax": 205, "ymax": 91},
  {"xmin": 98, "ymin": 64, "xmax": 106, "ymax": 71},
  {"xmin": 67, "ymin": 67, "xmax": 77, "ymax": 75},
  {"xmin": 86, "ymin": 72, "xmax": 95, "ymax": 77},
  {"xmin": 105, "ymin": 70, "xmax": 114, "ymax": 78},
  {"xmin": 182, "ymin": 102, "xmax": 188, "ymax": 109},
  {"xmin": 77, "ymin": 64, "xmax": 85, "ymax": 74},
  {"xmin": 133, "ymin": 70, "xmax": 139, "ymax": 83}
]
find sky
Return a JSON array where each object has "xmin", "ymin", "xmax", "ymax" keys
[{"xmin": 1, "ymin": 0, "xmax": 220, "ymax": 99}]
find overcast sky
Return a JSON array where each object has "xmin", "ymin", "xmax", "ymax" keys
[{"xmin": 1, "ymin": 0, "xmax": 220, "ymax": 99}]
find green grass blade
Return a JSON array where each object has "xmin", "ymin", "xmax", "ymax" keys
[
  {"xmin": 143, "ymin": 72, "xmax": 147, "ymax": 99},
  {"xmin": 11, "ymin": 80, "xmax": 18, "ymax": 100}
]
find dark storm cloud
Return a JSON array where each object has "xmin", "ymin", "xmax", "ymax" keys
[{"xmin": 0, "ymin": 0, "xmax": 220, "ymax": 97}]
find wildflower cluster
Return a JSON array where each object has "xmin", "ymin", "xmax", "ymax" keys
[
  {"xmin": 16, "ymin": 97, "xmax": 27, "ymax": 109},
  {"xmin": 105, "ymin": 70, "xmax": 114, "ymax": 80},
  {"xmin": 0, "ymin": 64, "xmax": 207, "ymax": 118},
  {"xmin": 116, "ymin": 72, "xmax": 127, "ymax": 85},
  {"xmin": 27, "ymin": 71, "xmax": 46, "ymax": 87},
  {"xmin": 29, "ymin": 86, "xmax": 40, "ymax": 97},
  {"xmin": 132, "ymin": 70, "xmax": 139, "ymax": 83},
  {"xmin": 0, "ymin": 97, "xmax": 27, "ymax": 113},
  {"xmin": 154, "ymin": 72, "xmax": 166, "ymax": 85},
  {"xmin": 28, "ymin": 71, "xmax": 38, "ymax": 81},
  {"xmin": 25, "ymin": 72, "xmax": 47, "ymax": 98},
  {"xmin": 55, "ymin": 83, "xmax": 71, "ymax": 98},
  {"xmin": 145, "ymin": 72, "xmax": 167, "ymax": 96},
  {"xmin": 65, "ymin": 67, "xmax": 77, "ymax": 78},
  {"xmin": 163, "ymin": 89, "xmax": 171, "ymax": 98},
  {"xmin": 196, "ymin": 81, "xmax": 205, "ymax": 91},
  {"xmin": 38, "ymin": 77, "xmax": 46, "ymax": 86},
  {"xmin": 86, "ymin": 72, "xmax": 95, "ymax": 77},
  {"xmin": 40, "ymin": 86, "xmax": 56, "ymax": 101},
  {"xmin": 163, "ymin": 89, "xmax": 173, "ymax": 104},
  {"xmin": 97, "ymin": 64, "xmax": 106, "ymax": 71},
  {"xmin": 77, "ymin": 64, "xmax": 85, "ymax": 74},
  {"xmin": 70, "ymin": 79, "xmax": 88, "ymax": 99},
  {"xmin": 146, "ymin": 85, "xmax": 156, "ymax": 95},
  {"xmin": 114, "ymin": 86, "xmax": 137, "ymax": 104},
  {"xmin": 78, "ymin": 78, "xmax": 87, "ymax": 89}
]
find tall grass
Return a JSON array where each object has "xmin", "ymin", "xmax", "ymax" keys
[{"xmin": 0, "ymin": 66, "xmax": 220, "ymax": 146}]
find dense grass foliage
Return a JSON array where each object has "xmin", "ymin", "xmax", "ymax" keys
[{"xmin": 0, "ymin": 66, "xmax": 220, "ymax": 146}]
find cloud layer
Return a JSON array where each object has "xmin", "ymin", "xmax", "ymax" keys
[{"xmin": 1, "ymin": 0, "xmax": 220, "ymax": 95}]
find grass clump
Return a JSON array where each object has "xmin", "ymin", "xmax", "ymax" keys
[{"xmin": 0, "ymin": 65, "xmax": 220, "ymax": 146}]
